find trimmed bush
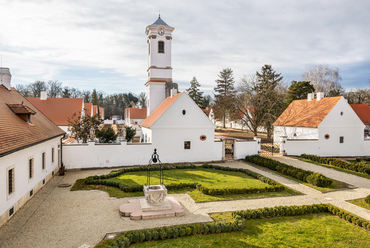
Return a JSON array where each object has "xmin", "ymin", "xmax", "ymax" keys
[
  {"xmin": 244, "ymin": 155, "xmax": 333, "ymax": 187},
  {"xmin": 301, "ymin": 154, "xmax": 370, "ymax": 175},
  {"xmin": 365, "ymin": 195, "xmax": 370, "ymax": 205}
]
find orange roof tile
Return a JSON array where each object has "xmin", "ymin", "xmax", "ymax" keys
[
  {"xmin": 350, "ymin": 104, "xmax": 370, "ymax": 125},
  {"xmin": 202, "ymin": 109, "xmax": 211, "ymax": 116},
  {"xmin": 84, "ymin": 103, "xmax": 92, "ymax": 116},
  {"xmin": 0, "ymin": 86, "xmax": 65, "ymax": 156},
  {"xmin": 140, "ymin": 92, "xmax": 183, "ymax": 128},
  {"xmin": 273, "ymin": 96, "xmax": 342, "ymax": 127},
  {"xmin": 126, "ymin": 108, "xmax": 147, "ymax": 120},
  {"xmin": 27, "ymin": 97, "xmax": 83, "ymax": 125}
]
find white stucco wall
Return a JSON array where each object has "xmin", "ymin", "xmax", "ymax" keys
[
  {"xmin": 234, "ymin": 139, "xmax": 261, "ymax": 159},
  {"xmin": 0, "ymin": 137, "xmax": 61, "ymax": 227},
  {"xmin": 274, "ymin": 126, "xmax": 319, "ymax": 143},
  {"xmin": 280, "ymin": 97, "xmax": 369, "ymax": 156}
]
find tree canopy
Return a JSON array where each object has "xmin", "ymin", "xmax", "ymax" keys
[
  {"xmin": 213, "ymin": 68, "xmax": 237, "ymax": 128},
  {"xmin": 285, "ymin": 81, "xmax": 315, "ymax": 107}
]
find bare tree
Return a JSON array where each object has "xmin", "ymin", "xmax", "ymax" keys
[
  {"xmin": 29, "ymin": 81, "xmax": 48, "ymax": 97},
  {"xmin": 47, "ymin": 80, "xmax": 62, "ymax": 97},
  {"xmin": 302, "ymin": 64, "xmax": 343, "ymax": 96},
  {"xmin": 138, "ymin": 92, "xmax": 147, "ymax": 108},
  {"xmin": 15, "ymin": 84, "xmax": 31, "ymax": 97},
  {"xmin": 344, "ymin": 88, "xmax": 370, "ymax": 105}
]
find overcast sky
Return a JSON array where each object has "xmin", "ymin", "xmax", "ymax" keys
[{"xmin": 1, "ymin": 0, "xmax": 369, "ymax": 96}]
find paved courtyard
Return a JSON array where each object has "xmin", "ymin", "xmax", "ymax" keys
[{"xmin": 0, "ymin": 157, "xmax": 369, "ymax": 248}]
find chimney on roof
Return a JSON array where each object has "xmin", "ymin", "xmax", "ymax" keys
[
  {"xmin": 307, "ymin": 93, "xmax": 314, "ymax": 102},
  {"xmin": 316, "ymin": 92, "xmax": 325, "ymax": 101},
  {"xmin": 40, "ymin": 91, "xmax": 48, "ymax": 100},
  {"xmin": 0, "ymin": 67, "xmax": 12, "ymax": 90},
  {"xmin": 170, "ymin": 88, "xmax": 177, "ymax": 97}
]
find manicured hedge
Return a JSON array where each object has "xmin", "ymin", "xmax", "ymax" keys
[
  {"xmin": 99, "ymin": 219, "xmax": 246, "ymax": 248},
  {"xmin": 244, "ymin": 155, "xmax": 333, "ymax": 187},
  {"xmin": 83, "ymin": 164, "xmax": 285, "ymax": 196},
  {"xmin": 99, "ymin": 204, "xmax": 370, "ymax": 247},
  {"xmin": 301, "ymin": 154, "xmax": 370, "ymax": 175},
  {"xmin": 199, "ymin": 164, "xmax": 285, "ymax": 195},
  {"xmin": 232, "ymin": 204, "xmax": 370, "ymax": 232}
]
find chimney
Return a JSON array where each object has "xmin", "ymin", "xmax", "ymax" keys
[
  {"xmin": 307, "ymin": 93, "xmax": 314, "ymax": 102},
  {"xmin": 316, "ymin": 92, "xmax": 325, "ymax": 101},
  {"xmin": 170, "ymin": 88, "xmax": 178, "ymax": 97},
  {"xmin": 40, "ymin": 91, "xmax": 48, "ymax": 100},
  {"xmin": 0, "ymin": 67, "xmax": 12, "ymax": 90}
]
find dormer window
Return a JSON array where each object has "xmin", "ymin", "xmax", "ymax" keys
[
  {"xmin": 7, "ymin": 103, "xmax": 36, "ymax": 124},
  {"xmin": 158, "ymin": 41, "xmax": 164, "ymax": 53}
]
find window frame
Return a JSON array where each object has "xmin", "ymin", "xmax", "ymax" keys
[
  {"xmin": 29, "ymin": 157, "xmax": 34, "ymax": 181},
  {"xmin": 51, "ymin": 147, "xmax": 55, "ymax": 163},
  {"xmin": 184, "ymin": 141, "xmax": 191, "ymax": 149},
  {"xmin": 7, "ymin": 165, "xmax": 15, "ymax": 199},
  {"xmin": 158, "ymin": 41, "xmax": 165, "ymax": 53},
  {"xmin": 42, "ymin": 151, "xmax": 46, "ymax": 170}
]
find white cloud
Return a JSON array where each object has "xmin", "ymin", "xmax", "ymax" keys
[{"xmin": 0, "ymin": 0, "xmax": 369, "ymax": 94}]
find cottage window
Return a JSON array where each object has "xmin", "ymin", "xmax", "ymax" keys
[
  {"xmin": 42, "ymin": 152, "xmax": 45, "ymax": 170},
  {"xmin": 8, "ymin": 167, "xmax": 15, "ymax": 196},
  {"xmin": 184, "ymin": 141, "xmax": 191, "ymax": 149},
  {"xmin": 51, "ymin": 147, "xmax": 55, "ymax": 163},
  {"xmin": 29, "ymin": 158, "xmax": 34, "ymax": 180},
  {"xmin": 158, "ymin": 41, "xmax": 164, "ymax": 53},
  {"xmin": 339, "ymin": 136, "xmax": 344, "ymax": 143}
]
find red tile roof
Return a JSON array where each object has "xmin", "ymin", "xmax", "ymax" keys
[
  {"xmin": 350, "ymin": 104, "xmax": 370, "ymax": 125},
  {"xmin": 84, "ymin": 103, "xmax": 92, "ymax": 116},
  {"xmin": 27, "ymin": 97, "xmax": 84, "ymax": 125},
  {"xmin": 7, "ymin": 104, "xmax": 36, "ymax": 115},
  {"xmin": 125, "ymin": 108, "xmax": 147, "ymax": 120},
  {"xmin": 140, "ymin": 93, "xmax": 182, "ymax": 128},
  {"xmin": 0, "ymin": 86, "xmax": 65, "ymax": 156},
  {"xmin": 202, "ymin": 109, "xmax": 211, "ymax": 116},
  {"xmin": 273, "ymin": 97, "xmax": 342, "ymax": 127}
]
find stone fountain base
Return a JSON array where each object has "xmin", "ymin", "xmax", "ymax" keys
[{"xmin": 119, "ymin": 197, "xmax": 184, "ymax": 220}]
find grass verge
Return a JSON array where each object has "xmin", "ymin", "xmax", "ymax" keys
[
  {"xmin": 347, "ymin": 198, "xmax": 370, "ymax": 211},
  {"xmin": 130, "ymin": 213, "xmax": 370, "ymax": 248},
  {"xmin": 298, "ymin": 157, "xmax": 370, "ymax": 180},
  {"xmin": 242, "ymin": 161, "xmax": 348, "ymax": 192}
]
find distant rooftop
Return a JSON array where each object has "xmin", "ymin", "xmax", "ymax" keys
[{"xmin": 150, "ymin": 15, "xmax": 172, "ymax": 28}]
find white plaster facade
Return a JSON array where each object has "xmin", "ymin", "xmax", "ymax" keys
[
  {"xmin": 0, "ymin": 137, "xmax": 61, "ymax": 227},
  {"xmin": 278, "ymin": 97, "xmax": 370, "ymax": 156}
]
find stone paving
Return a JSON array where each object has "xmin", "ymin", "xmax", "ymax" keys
[{"xmin": 0, "ymin": 157, "xmax": 369, "ymax": 248}]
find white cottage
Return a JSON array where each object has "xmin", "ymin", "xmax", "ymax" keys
[
  {"xmin": 274, "ymin": 93, "xmax": 370, "ymax": 156},
  {"xmin": 0, "ymin": 68, "xmax": 65, "ymax": 227},
  {"xmin": 140, "ymin": 91, "xmax": 223, "ymax": 162}
]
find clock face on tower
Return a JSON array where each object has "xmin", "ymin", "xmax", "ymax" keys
[{"xmin": 158, "ymin": 28, "xmax": 165, "ymax": 36}]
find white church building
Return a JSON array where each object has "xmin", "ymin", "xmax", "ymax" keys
[{"xmin": 62, "ymin": 16, "xmax": 259, "ymax": 169}]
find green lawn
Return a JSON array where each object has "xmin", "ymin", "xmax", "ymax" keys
[
  {"xmin": 72, "ymin": 168, "xmax": 301, "ymax": 202},
  {"xmin": 299, "ymin": 158, "xmax": 370, "ymax": 180},
  {"xmin": 348, "ymin": 198, "xmax": 370, "ymax": 211},
  {"xmin": 244, "ymin": 161, "xmax": 349, "ymax": 192},
  {"xmin": 130, "ymin": 213, "xmax": 370, "ymax": 248}
]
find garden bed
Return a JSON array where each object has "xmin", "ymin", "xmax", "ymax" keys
[{"xmin": 71, "ymin": 164, "xmax": 300, "ymax": 202}]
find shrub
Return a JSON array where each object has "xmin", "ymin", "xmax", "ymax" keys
[
  {"xmin": 365, "ymin": 194, "xmax": 370, "ymax": 205},
  {"xmin": 245, "ymin": 155, "xmax": 332, "ymax": 187},
  {"xmin": 306, "ymin": 173, "xmax": 332, "ymax": 187},
  {"xmin": 301, "ymin": 154, "xmax": 370, "ymax": 175}
]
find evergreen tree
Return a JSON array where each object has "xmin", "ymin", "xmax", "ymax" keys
[
  {"xmin": 186, "ymin": 77, "xmax": 204, "ymax": 108},
  {"xmin": 255, "ymin": 65, "xmax": 285, "ymax": 138},
  {"xmin": 285, "ymin": 81, "xmax": 315, "ymax": 107},
  {"xmin": 213, "ymin": 68, "xmax": 236, "ymax": 128},
  {"xmin": 91, "ymin": 89, "xmax": 99, "ymax": 105}
]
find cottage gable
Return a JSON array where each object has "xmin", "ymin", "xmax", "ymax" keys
[
  {"xmin": 273, "ymin": 96, "xmax": 341, "ymax": 127},
  {"xmin": 141, "ymin": 92, "xmax": 215, "ymax": 129}
]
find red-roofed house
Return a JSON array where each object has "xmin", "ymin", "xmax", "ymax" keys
[
  {"xmin": 0, "ymin": 68, "xmax": 65, "ymax": 227},
  {"xmin": 27, "ymin": 94, "xmax": 84, "ymax": 134},
  {"xmin": 350, "ymin": 104, "xmax": 370, "ymax": 138},
  {"xmin": 125, "ymin": 107, "xmax": 147, "ymax": 130},
  {"xmin": 27, "ymin": 93, "xmax": 104, "ymax": 134},
  {"xmin": 274, "ymin": 93, "xmax": 369, "ymax": 156}
]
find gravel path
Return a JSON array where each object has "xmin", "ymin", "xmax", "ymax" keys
[{"xmin": 1, "ymin": 157, "xmax": 369, "ymax": 248}]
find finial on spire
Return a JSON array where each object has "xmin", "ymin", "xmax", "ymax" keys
[{"xmin": 159, "ymin": 11, "xmax": 160, "ymax": 18}]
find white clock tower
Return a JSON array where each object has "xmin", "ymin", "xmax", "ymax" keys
[{"xmin": 145, "ymin": 15, "xmax": 175, "ymax": 116}]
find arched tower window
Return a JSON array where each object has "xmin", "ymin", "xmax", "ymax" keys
[{"xmin": 158, "ymin": 41, "xmax": 164, "ymax": 53}]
